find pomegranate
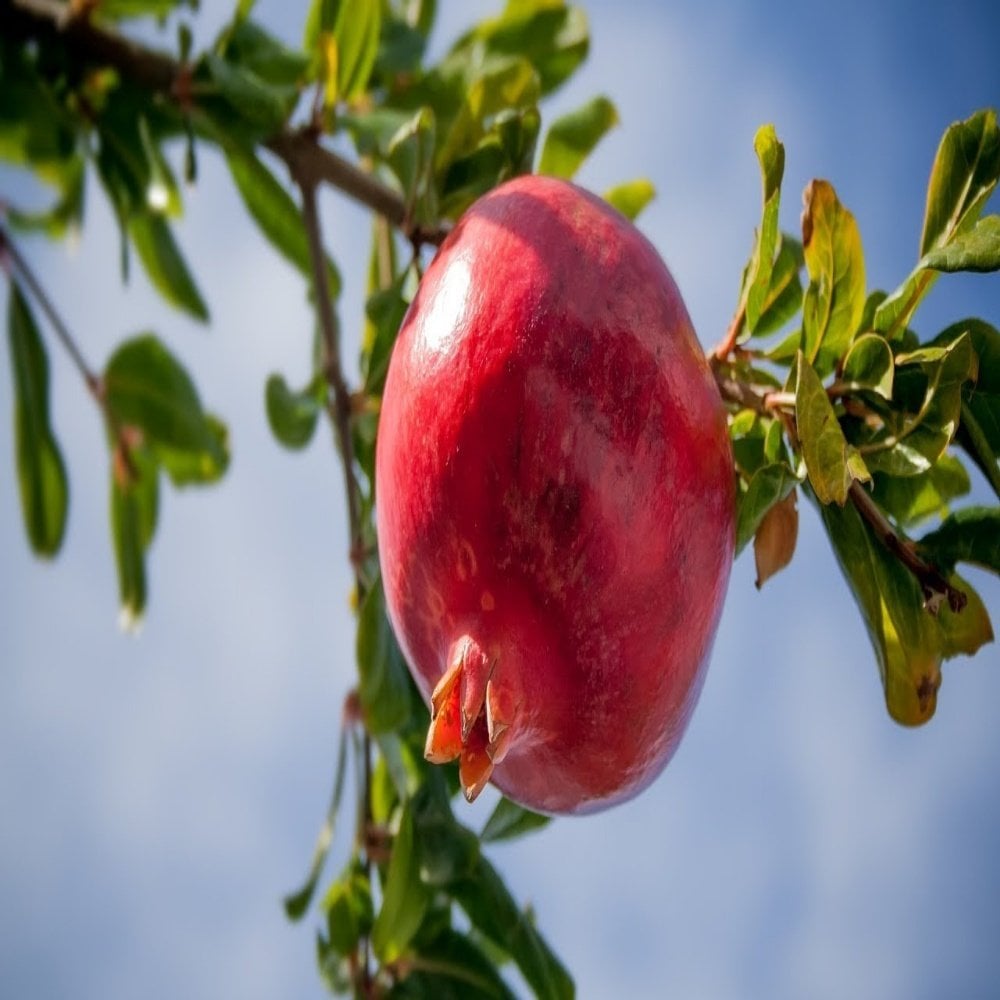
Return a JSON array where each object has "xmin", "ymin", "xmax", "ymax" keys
[{"xmin": 375, "ymin": 175, "xmax": 734, "ymax": 815}]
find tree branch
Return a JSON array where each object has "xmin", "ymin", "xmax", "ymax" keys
[
  {"xmin": 5, "ymin": 0, "xmax": 451, "ymax": 247},
  {"xmin": 713, "ymin": 368, "xmax": 967, "ymax": 614},
  {"xmin": 298, "ymin": 180, "xmax": 365, "ymax": 580},
  {"xmin": 847, "ymin": 480, "xmax": 966, "ymax": 615},
  {"xmin": 0, "ymin": 222, "xmax": 102, "ymax": 401}
]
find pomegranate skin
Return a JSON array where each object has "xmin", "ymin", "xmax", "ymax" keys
[{"xmin": 375, "ymin": 175, "xmax": 734, "ymax": 815}]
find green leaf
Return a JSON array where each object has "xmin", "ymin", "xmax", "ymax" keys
[
  {"xmin": 748, "ymin": 235, "xmax": 804, "ymax": 339},
  {"xmin": 841, "ymin": 333, "xmax": 894, "ymax": 399},
  {"xmin": 357, "ymin": 579, "xmax": 413, "ymax": 734},
  {"xmin": 128, "ymin": 213, "xmax": 209, "ymax": 322},
  {"xmin": 459, "ymin": 2, "xmax": 589, "ymax": 96},
  {"xmin": 372, "ymin": 803, "xmax": 433, "ymax": 963},
  {"xmin": 224, "ymin": 145, "xmax": 341, "ymax": 297},
  {"xmin": 602, "ymin": 179, "xmax": 655, "ymax": 221},
  {"xmin": 480, "ymin": 797, "xmax": 552, "ymax": 843},
  {"xmin": 284, "ymin": 726, "xmax": 350, "ymax": 920},
  {"xmin": 451, "ymin": 856, "xmax": 573, "ymax": 1000},
  {"xmin": 363, "ymin": 275, "xmax": 410, "ymax": 396},
  {"xmin": 334, "ymin": 0, "xmax": 382, "ymax": 100},
  {"xmin": 920, "ymin": 214, "xmax": 1000, "ymax": 273},
  {"xmin": 6, "ymin": 285, "xmax": 68, "ymax": 557},
  {"xmin": 876, "ymin": 110, "xmax": 1000, "ymax": 337},
  {"xmin": 861, "ymin": 331, "xmax": 975, "ymax": 478},
  {"xmin": 800, "ymin": 179, "xmax": 866, "ymax": 375},
  {"xmin": 921, "ymin": 109, "xmax": 1000, "ymax": 257},
  {"xmin": 943, "ymin": 319, "xmax": 1000, "ymax": 498},
  {"xmin": 157, "ymin": 413, "xmax": 230, "ymax": 486},
  {"xmin": 7, "ymin": 155, "xmax": 86, "ymax": 240},
  {"xmin": 222, "ymin": 19, "xmax": 311, "ymax": 87},
  {"xmin": 795, "ymin": 352, "xmax": 869, "ymax": 505},
  {"xmin": 818, "ymin": 495, "xmax": 981, "ymax": 726},
  {"xmin": 938, "ymin": 573, "xmax": 994, "ymax": 658},
  {"xmin": 411, "ymin": 782, "xmax": 481, "ymax": 887},
  {"xmin": 265, "ymin": 373, "xmax": 324, "ymax": 450},
  {"xmin": 919, "ymin": 508, "xmax": 1000, "ymax": 574},
  {"xmin": 871, "ymin": 454, "xmax": 970, "ymax": 528},
  {"xmin": 735, "ymin": 462, "xmax": 799, "ymax": 554},
  {"xmin": 104, "ymin": 334, "xmax": 221, "ymax": 457},
  {"xmin": 387, "ymin": 107, "xmax": 438, "ymax": 227},
  {"xmin": 322, "ymin": 860, "xmax": 374, "ymax": 956},
  {"xmin": 538, "ymin": 95, "xmax": 618, "ymax": 179},
  {"xmin": 110, "ymin": 446, "xmax": 159, "ymax": 630},
  {"xmin": 742, "ymin": 124, "xmax": 785, "ymax": 333},
  {"xmin": 437, "ymin": 57, "xmax": 540, "ymax": 171},
  {"xmin": 390, "ymin": 930, "xmax": 517, "ymax": 1000},
  {"xmin": 199, "ymin": 53, "xmax": 291, "ymax": 134}
]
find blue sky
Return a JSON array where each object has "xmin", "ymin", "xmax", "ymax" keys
[{"xmin": 2, "ymin": 2, "xmax": 999, "ymax": 998}]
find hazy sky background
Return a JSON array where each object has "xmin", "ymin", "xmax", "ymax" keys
[{"xmin": 2, "ymin": 1, "xmax": 999, "ymax": 998}]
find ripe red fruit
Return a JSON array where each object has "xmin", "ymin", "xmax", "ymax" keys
[{"xmin": 376, "ymin": 175, "xmax": 734, "ymax": 815}]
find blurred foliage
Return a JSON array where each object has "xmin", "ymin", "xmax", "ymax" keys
[{"xmin": 2, "ymin": 0, "xmax": 998, "ymax": 996}]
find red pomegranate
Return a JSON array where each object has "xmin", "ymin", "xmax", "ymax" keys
[{"xmin": 375, "ymin": 175, "xmax": 734, "ymax": 815}]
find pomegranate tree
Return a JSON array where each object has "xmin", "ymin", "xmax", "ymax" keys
[{"xmin": 376, "ymin": 175, "xmax": 735, "ymax": 814}]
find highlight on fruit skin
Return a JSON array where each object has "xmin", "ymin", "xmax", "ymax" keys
[{"xmin": 376, "ymin": 173, "xmax": 735, "ymax": 815}]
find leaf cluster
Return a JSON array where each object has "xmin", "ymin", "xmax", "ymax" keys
[{"xmin": 720, "ymin": 111, "xmax": 999, "ymax": 725}]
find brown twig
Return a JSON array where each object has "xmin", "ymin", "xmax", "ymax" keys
[
  {"xmin": 712, "ymin": 299, "xmax": 746, "ymax": 362},
  {"xmin": 297, "ymin": 180, "xmax": 364, "ymax": 577},
  {"xmin": 847, "ymin": 480, "xmax": 966, "ymax": 614},
  {"xmin": 0, "ymin": 223, "xmax": 103, "ymax": 401},
  {"xmin": 712, "ymin": 367, "xmax": 966, "ymax": 615},
  {"xmin": 5, "ymin": 0, "xmax": 451, "ymax": 247}
]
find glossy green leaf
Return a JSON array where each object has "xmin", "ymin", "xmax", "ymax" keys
[
  {"xmin": 937, "ymin": 574, "xmax": 995, "ymax": 658},
  {"xmin": 104, "ymin": 334, "xmax": 221, "ymax": 456},
  {"xmin": 224, "ymin": 145, "xmax": 340, "ymax": 298},
  {"xmin": 364, "ymin": 275, "xmax": 410, "ymax": 396},
  {"xmin": 602, "ymin": 179, "xmax": 655, "ymax": 221},
  {"xmin": 223, "ymin": 19, "xmax": 310, "ymax": 87},
  {"xmin": 284, "ymin": 726, "xmax": 349, "ymax": 920},
  {"xmin": 322, "ymin": 860, "xmax": 373, "ymax": 956},
  {"xmin": 376, "ymin": 15, "xmax": 428, "ymax": 76},
  {"xmin": 921, "ymin": 214, "xmax": 1000, "ymax": 273},
  {"xmin": 460, "ymin": 1, "xmax": 589, "ymax": 96},
  {"xmin": 538, "ymin": 95, "xmax": 617, "ymax": 179},
  {"xmin": 437, "ymin": 57, "xmax": 539, "ymax": 170},
  {"xmin": 921, "ymin": 109, "xmax": 1000, "ymax": 257},
  {"xmin": 746, "ymin": 235, "xmax": 804, "ymax": 340},
  {"xmin": 265, "ymin": 373, "xmax": 324, "ymax": 450},
  {"xmin": 942, "ymin": 319, "xmax": 1000, "ymax": 498},
  {"xmin": 876, "ymin": 110, "xmax": 1000, "ymax": 337},
  {"xmin": 372, "ymin": 803, "xmax": 432, "ymax": 963},
  {"xmin": 387, "ymin": 107, "xmax": 438, "ymax": 226},
  {"xmin": 842, "ymin": 333, "xmax": 894, "ymax": 399},
  {"xmin": 390, "ymin": 930, "xmax": 517, "ymax": 1000},
  {"xmin": 128, "ymin": 213, "xmax": 209, "ymax": 321},
  {"xmin": 110, "ymin": 447, "xmax": 159, "ymax": 630},
  {"xmin": 6, "ymin": 285, "xmax": 68, "ymax": 557},
  {"xmin": 735, "ymin": 462, "xmax": 799, "ymax": 554},
  {"xmin": 200, "ymin": 53, "xmax": 290, "ymax": 133},
  {"xmin": 796, "ymin": 352, "xmax": 869, "ymax": 505},
  {"xmin": 800, "ymin": 179, "xmax": 866, "ymax": 376},
  {"xmin": 451, "ymin": 856, "xmax": 573, "ymax": 1000},
  {"xmin": 861, "ymin": 331, "xmax": 975, "ymax": 478},
  {"xmin": 480, "ymin": 797, "xmax": 552, "ymax": 844},
  {"xmin": 334, "ymin": 0, "xmax": 382, "ymax": 100},
  {"xmin": 157, "ymin": 413, "xmax": 230, "ymax": 486},
  {"xmin": 819, "ymin": 495, "xmax": 972, "ymax": 726},
  {"xmin": 743, "ymin": 124, "xmax": 785, "ymax": 333},
  {"xmin": 871, "ymin": 453, "xmax": 970, "ymax": 528},
  {"xmin": 411, "ymin": 782, "xmax": 480, "ymax": 887},
  {"xmin": 357, "ymin": 579, "xmax": 412, "ymax": 734},
  {"xmin": 919, "ymin": 507, "xmax": 1000, "ymax": 574}
]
